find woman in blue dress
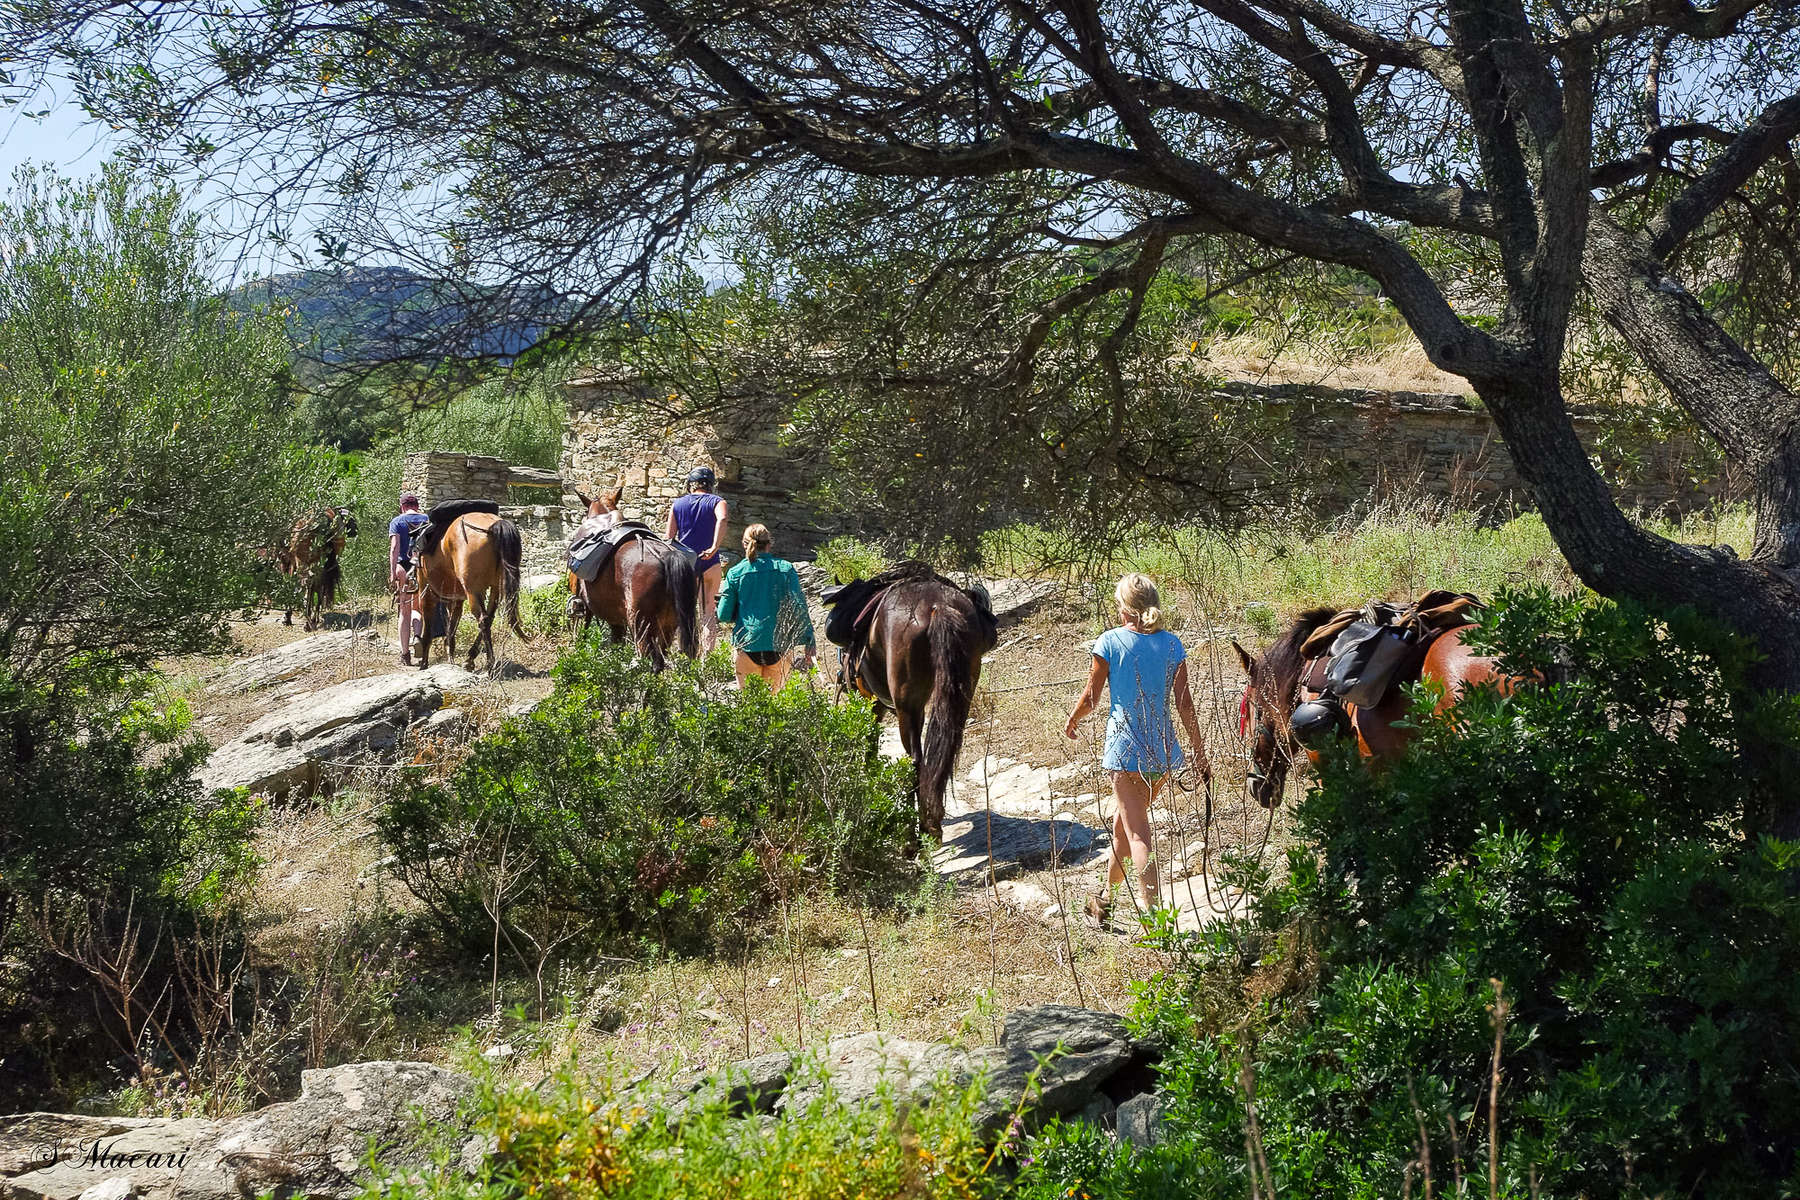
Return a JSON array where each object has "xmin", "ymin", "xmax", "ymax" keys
[{"xmin": 1064, "ymin": 573, "xmax": 1211, "ymax": 922}]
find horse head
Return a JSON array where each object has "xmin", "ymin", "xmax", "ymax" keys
[
  {"xmin": 1232, "ymin": 605, "xmax": 1339, "ymax": 809},
  {"xmin": 334, "ymin": 506, "xmax": 359, "ymax": 538},
  {"xmin": 574, "ymin": 485, "xmax": 626, "ymax": 536}
]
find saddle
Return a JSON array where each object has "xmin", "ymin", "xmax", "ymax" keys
[
  {"xmin": 417, "ymin": 499, "xmax": 500, "ymax": 559},
  {"xmin": 1298, "ymin": 589, "xmax": 1484, "ymax": 714},
  {"xmin": 822, "ymin": 561, "xmax": 998, "ymax": 704},
  {"xmin": 568, "ymin": 520, "xmax": 659, "ymax": 582}
]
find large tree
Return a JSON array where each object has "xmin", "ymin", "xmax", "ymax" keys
[{"xmin": 9, "ymin": 0, "xmax": 1800, "ymax": 796}]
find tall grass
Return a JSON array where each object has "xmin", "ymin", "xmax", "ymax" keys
[{"xmin": 983, "ymin": 500, "xmax": 1753, "ymax": 617}]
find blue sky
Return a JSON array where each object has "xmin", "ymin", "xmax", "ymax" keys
[{"xmin": 0, "ymin": 86, "xmax": 117, "ymax": 181}]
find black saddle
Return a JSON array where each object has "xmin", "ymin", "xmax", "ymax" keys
[{"xmin": 569, "ymin": 520, "xmax": 661, "ymax": 581}]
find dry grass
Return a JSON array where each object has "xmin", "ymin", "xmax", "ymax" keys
[{"xmin": 1198, "ymin": 329, "xmax": 1472, "ymax": 396}]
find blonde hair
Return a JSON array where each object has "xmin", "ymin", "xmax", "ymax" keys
[
  {"xmin": 1115, "ymin": 573, "xmax": 1164, "ymax": 632},
  {"xmin": 742, "ymin": 523, "xmax": 773, "ymax": 562}
]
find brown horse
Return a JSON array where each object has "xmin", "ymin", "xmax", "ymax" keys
[
  {"xmin": 848, "ymin": 573, "xmax": 998, "ymax": 837},
  {"xmin": 566, "ymin": 488, "xmax": 699, "ymax": 670},
  {"xmin": 276, "ymin": 507, "xmax": 358, "ymax": 630},
  {"xmin": 1233, "ymin": 606, "xmax": 1511, "ymax": 807},
  {"xmin": 414, "ymin": 509, "xmax": 524, "ymax": 671}
]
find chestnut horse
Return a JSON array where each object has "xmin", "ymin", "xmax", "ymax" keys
[
  {"xmin": 276, "ymin": 506, "xmax": 358, "ymax": 630},
  {"xmin": 566, "ymin": 487, "xmax": 699, "ymax": 670},
  {"xmin": 848, "ymin": 572, "xmax": 997, "ymax": 838},
  {"xmin": 1233, "ymin": 606, "xmax": 1511, "ymax": 807},
  {"xmin": 415, "ymin": 511, "xmax": 524, "ymax": 671}
]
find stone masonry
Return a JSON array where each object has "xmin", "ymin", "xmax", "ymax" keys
[
  {"xmin": 1225, "ymin": 382, "xmax": 1727, "ymax": 514},
  {"xmin": 560, "ymin": 370, "xmax": 1727, "ymax": 554},
  {"xmin": 400, "ymin": 451, "xmax": 572, "ymax": 575},
  {"xmin": 562, "ymin": 368, "xmax": 841, "ymax": 555}
]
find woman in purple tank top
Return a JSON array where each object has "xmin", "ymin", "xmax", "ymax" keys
[{"xmin": 666, "ymin": 466, "xmax": 729, "ymax": 651}]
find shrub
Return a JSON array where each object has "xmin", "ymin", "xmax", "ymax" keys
[
  {"xmin": 377, "ymin": 640, "xmax": 919, "ymax": 954},
  {"xmin": 0, "ymin": 166, "xmax": 330, "ymax": 687},
  {"xmin": 519, "ymin": 582, "xmax": 571, "ymax": 639},
  {"xmin": 0, "ymin": 671, "xmax": 264, "ymax": 1108},
  {"xmin": 362, "ymin": 1053, "xmax": 1006, "ymax": 1200},
  {"xmin": 814, "ymin": 536, "xmax": 893, "ymax": 584},
  {"xmin": 1032, "ymin": 590, "xmax": 1800, "ymax": 1198}
]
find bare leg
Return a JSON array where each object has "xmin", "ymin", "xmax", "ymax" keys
[
  {"xmin": 699, "ymin": 563, "xmax": 725, "ymax": 653},
  {"xmin": 1106, "ymin": 771, "xmax": 1162, "ymax": 913}
]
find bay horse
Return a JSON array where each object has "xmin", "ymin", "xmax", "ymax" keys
[
  {"xmin": 1232, "ymin": 606, "xmax": 1511, "ymax": 807},
  {"xmin": 847, "ymin": 571, "xmax": 998, "ymax": 838},
  {"xmin": 414, "ymin": 508, "xmax": 524, "ymax": 671},
  {"xmin": 566, "ymin": 487, "xmax": 699, "ymax": 670},
  {"xmin": 276, "ymin": 507, "xmax": 358, "ymax": 630}
]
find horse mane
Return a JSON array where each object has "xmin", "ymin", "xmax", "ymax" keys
[{"xmin": 1260, "ymin": 605, "xmax": 1341, "ymax": 700}]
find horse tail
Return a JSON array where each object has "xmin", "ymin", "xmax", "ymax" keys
[
  {"xmin": 666, "ymin": 544, "xmax": 700, "ymax": 659},
  {"xmin": 492, "ymin": 519, "xmax": 525, "ymax": 636},
  {"xmin": 920, "ymin": 597, "xmax": 978, "ymax": 836}
]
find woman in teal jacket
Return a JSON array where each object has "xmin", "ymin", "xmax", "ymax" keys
[{"xmin": 716, "ymin": 523, "xmax": 817, "ymax": 689}]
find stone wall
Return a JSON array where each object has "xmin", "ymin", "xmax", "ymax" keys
[
  {"xmin": 562, "ymin": 370, "xmax": 841, "ymax": 555},
  {"xmin": 1223, "ymin": 382, "xmax": 1729, "ymax": 514},
  {"xmin": 559, "ymin": 372, "xmax": 1730, "ymax": 556}
]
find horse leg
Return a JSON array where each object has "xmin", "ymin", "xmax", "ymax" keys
[
  {"xmin": 465, "ymin": 590, "xmax": 490, "ymax": 672},
  {"xmin": 445, "ymin": 598, "xmax": 465, "ymax": 663}
]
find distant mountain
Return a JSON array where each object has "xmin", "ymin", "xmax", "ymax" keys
[{"xmin": 231, "ymin": 265, "xmax": 576, "ymax": 364}]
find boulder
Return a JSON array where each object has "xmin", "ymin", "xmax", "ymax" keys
[
  {"xmin": 778, "ymin": 1033, "xmax": 972, "ymax": 1115},
  {"xmin": 207, "ymin": 631, "xmax": 380, "ymax": 696},
  {"xmin": 1115, "ymin": 1092, "xmax": 1167, "ymax": 1149},
  {"xmin": 759, "ymin": 1004, "xmax": 1157, "ymax": 1138},
  {"xmin": 198, "ymin": 666, "xmax": 477, "ymax": 799},
  {"xmin": 0, "ymin": 1063, "xmax": 474, "ymax": 1200}
]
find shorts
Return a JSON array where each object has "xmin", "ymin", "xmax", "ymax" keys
[
  {"xmin": 697, "ymin": 552, "xmax": 721, "ymax": 575},
  {"xmin": 744, "ymin": 650, "xmax": 783, "ymax": 667}
]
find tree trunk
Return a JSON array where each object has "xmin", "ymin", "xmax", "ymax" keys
[{"xmin": 1473, "ymin": 367, "xmax": 1800, "ymax": 834}]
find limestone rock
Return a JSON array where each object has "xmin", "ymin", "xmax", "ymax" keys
[
  {"xmin": 75, "ymin": 1179, "xmax": 135, "ymax": 1200},
  {"xmin": 934, "ymin": 812, "xmax": 1102, "ymax": 885},
  {"xmin": 779, "ymin": 1033, "xmax": 971, "ymax": 1114},
  {"xmin": 1115, "ymin": 1092, "xmax": 1167, "ymax": 1149},
  {"xmin": 198, "ymin": 666, "xmax": 476, "ymax": 800},
  {"xmin": 186, "ymin": 1061, "xmax": 474, "ymax": 1200},
  {"xmin": 207, "ymin": 630, "xmax": 380, "ymax": 695}
]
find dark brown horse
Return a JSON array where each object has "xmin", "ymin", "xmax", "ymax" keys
[
  {"xmin": 276, "ymin": 506, "xmax": 358, "ymax": 630},
  {"xmin": 415, "ymin": 509, "xmax": 524, "ymax": 671},
  {"xmin": 848, "ymin": 574, "xmax": 998, "ymax": 837},
  {"xmin": 1233, "ymin": 606, "xmax": 1512, "ymax": 807},
  {"xmin": 566, "ymin": 487, "xmax": 699, "ymax": 670}
]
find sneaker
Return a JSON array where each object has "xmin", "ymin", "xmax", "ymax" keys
[{"xmin": 1084, "ymin": 890, "xmax": 1114, "ymax": 925}]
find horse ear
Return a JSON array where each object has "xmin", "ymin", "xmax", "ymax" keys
[
  {"xmin": 576, "ymin": 489, "xmax": 592, "ymax": 509},
  {"xmin": 604, "ymin": 486, "xmax": 624, "ymax": 507},
  {"xmin": 1232, "ymin": 639, "xmax": 1257, "ymax": 676}
]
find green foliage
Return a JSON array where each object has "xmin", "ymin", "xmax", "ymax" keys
[
  {"xmin": 0, "ymin": 672, "xmax": 259, "ymax": 914},
  {"xmin": 0, "ymin": 166, "xmax": 330, "ymax": 686},
  {"xmin": 377, "ymin": 640, "xmax": 920, "ymax": 953},
  {"xmin": 1070, "ymin": 591, "xmax": 1800, "ymax": 1198},
  {"xmin": 813, "ymin": 536, "xmax": 893, "ymax": 584},
  {"xmin": 518, "ymin": 582, "xmax": 571, "ymax": 638},
  {"xmin": 363, "ymin": 1052, "xmax": 1006, "ymax": 1200},
  {"xmin": 329, "ymin": 369, "xmax": 565, "ymax": 595}
]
